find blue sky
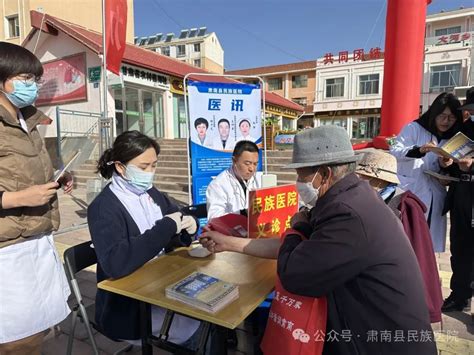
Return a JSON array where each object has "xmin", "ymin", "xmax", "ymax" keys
[{"xmin": 134, "ymin": 0, "xmax": 472, "ymax": 71}]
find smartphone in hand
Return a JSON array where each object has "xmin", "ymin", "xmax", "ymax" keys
[{"xmin": 54, "ymin": 151, "xmax": 80, "ymax": 187}]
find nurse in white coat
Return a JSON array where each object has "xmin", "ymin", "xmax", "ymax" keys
[
  {"xmin": 390, "ymin": 92, "xmax": 463, "ymax": 252},
  {"xmin": 207, "ymin": 140, "xmax": 262, "ymax": 219},
  {"xmin": 236, "ymin": 119, "xmax": 257, "ymax": 143}
]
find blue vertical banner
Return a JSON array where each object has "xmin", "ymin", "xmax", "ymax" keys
[{"xmin": 188, "ymin": 81, "xmax": 262, "ymax": 205}]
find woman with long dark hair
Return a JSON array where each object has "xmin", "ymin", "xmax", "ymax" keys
[
  {"xmin": 0, "ymin": 42, "xmax": 73, "ymax": 354},
  {"xmin": 88, "ymin": 130, "xmax": 202, "ymax": 346},
  {"xmin": 390, "ymin": 92, "xmax": 463, "ymax": 252}
]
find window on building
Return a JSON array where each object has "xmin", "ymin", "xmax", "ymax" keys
[
  {"xmin": 325, "ymin": 77, "xmax": 344, "ymax": 98},
  {"xmin": 194, "ymin": 43, "xmax": 201, "ymax": 52},
  {"xmin": 177, "ymin": 45, "xmax": 186, "ymax": 57},
  {"xmin": 161, "ymin": 46, "xmax": 170, "ymax": 56},
  {"xmin": 292, "ymin": 97, "xmax": 307, "ymax": 106},
  {"xmin": 429, "ymin": 64, "xmax": 461, "ymax": 92},
  {"xmin": 282, "ymin": 118, "xmax": 294, "ymax": 130},
  {"xmin": 6, "ymin": 15, "xmax": 20, "ymax": 38},
  {"xmin": 267, "ymin": 77, "xmax": 283, "ymax": 91},
  {"xmin": 194, "ymin": 59, "xmax": 201, "ymax": 68},
  {"xmin": 292, "ymin": 74, "xmax": 308, "ymax": 88},
  {"xmin": 320, "ymin": 118, "xmax": 348, "ymax": 130},
  {"xmin": 435, "ymin": 26, "xmax": 461, "ymax": 36},
  {"xmin": 244, "ymin": 79, "xmax": 259, "ymax": 85},
  {"xmin": 358, "ymin": 74, "xmax": 380, "ymax": 95},
  {"xmin": 352, "ymin": 117, "xmax": 380, "ymax": 139}
]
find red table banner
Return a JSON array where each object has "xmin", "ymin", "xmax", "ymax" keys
[{"xmin": 248, "ymin": 184, "xmax": 298, "ymax": 239}]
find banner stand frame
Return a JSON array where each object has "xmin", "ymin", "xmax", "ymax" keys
[{"xmin": 183, "ymin": 73, "xmax": 266, "ymax": 205}]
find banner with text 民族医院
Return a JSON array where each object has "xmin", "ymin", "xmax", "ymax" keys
[{"xmin": 187, "ymin": 81, "xmax": 262, "ymax": 206}]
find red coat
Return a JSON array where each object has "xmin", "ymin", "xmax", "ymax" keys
[{"xmin": 397, "ymin": 191, "xmax": 443, "ymax": 323}]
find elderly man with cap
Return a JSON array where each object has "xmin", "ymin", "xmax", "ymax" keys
[
  {"xmin": 200, "ymin": 126, "xmax": 436, "ymax": 355},
  {"xmin": 440, "ymin": 86, "xmax": 474, "ymax": 313}
]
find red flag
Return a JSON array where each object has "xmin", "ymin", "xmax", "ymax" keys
[{"xmin": 105, "ymin": 0, "xmax": 127, "ymax": 75}]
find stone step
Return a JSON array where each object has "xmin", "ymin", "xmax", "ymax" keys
[
  {"xmin": 73, "ymin": 164, "xmax": 294, "ymax": 178},
  {"xmin": 157, "ymin": 155, "xmax": 188, "ymax": 162},
  {"xmin": 72, "ymin": 172, "xmax": 189, "ymax": 184},
  {"xmin": 266, "ymin": 163, "xmax": 294, "ymax": 172},
  {"xmin": 73, "ymin": 181, "xmax": 189, "ymax": 203},
  {"xmin": 156, "ymin": 181, "xmax": 189, "ymax": 193},
  {"xmin": 266, "ymin": 150, "xmax": 293, "ymax": 158}
]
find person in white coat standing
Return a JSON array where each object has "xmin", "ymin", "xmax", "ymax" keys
[
  {"xmin": 206, "ymin": 140, "xmax": 262, "ymax": 219},
  {"xmin": 390, "ymin": 92, "xmax": 463, "ymax": 252}
]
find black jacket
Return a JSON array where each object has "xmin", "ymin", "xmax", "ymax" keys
[
  {"xmin": 277, "ymin": 174, "xmax": 436, "ymax": 355},
  {"xmin": 88, "ymin": 185, "xmax": 187, "ymax": 340}
]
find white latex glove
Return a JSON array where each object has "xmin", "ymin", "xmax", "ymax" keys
[
  {"xmin": 181, "ymin": 215, "xmax": 198, "ymax": 234},
  {"xmin": 165, "ymin": 212, "xmax": 182, "ymax": 233}
]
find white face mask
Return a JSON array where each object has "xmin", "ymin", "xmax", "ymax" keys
[{"xmin": 296, "ymin": 168, "xmax": 321, "ymax": 207}]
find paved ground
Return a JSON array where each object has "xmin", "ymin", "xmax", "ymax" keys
[{"xmin": 40, "ymin": 188, "xmax": 473, "ymax": 354}]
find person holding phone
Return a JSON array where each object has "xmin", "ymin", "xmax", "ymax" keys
[
  {"xmin": 389, "ymin": 92, "xmax": 463, "ymax": 252},
  {"xmin": 0, "ymin": 42, "xmax": 73, "ymax": 354}
]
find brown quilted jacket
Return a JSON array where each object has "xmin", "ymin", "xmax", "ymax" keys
[{"xmin": 0, "ymin": 104, "xmax": 59, "ymax": 248}]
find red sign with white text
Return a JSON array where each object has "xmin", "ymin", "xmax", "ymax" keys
[
  {"xmin": 248, "ymin": 184, "xmax": 298, "ymax": 239},
  {"xmin": 36, "ymin": 53, "xmax": 87, "ymax": 106}
]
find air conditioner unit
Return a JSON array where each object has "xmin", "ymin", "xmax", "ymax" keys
[{"xmin": 454, "ymin": 86, "xmax": 471, "ymax": 100}]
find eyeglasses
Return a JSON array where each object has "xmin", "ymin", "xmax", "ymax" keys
[
  {"xmin": 436, "ymin": 113, "xmax": 457, "ymax": 122},
  {"xmin": 12, "ymin": 73, "xmax": 43, "ymax": 87}
]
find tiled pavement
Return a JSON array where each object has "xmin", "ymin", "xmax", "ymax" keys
[{"xmin": 40, "ymin": 188, "xmax": 473, "ymax": 354}]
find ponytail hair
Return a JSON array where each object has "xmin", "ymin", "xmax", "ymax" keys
[
  {"xmin": 97, "ymin": 148, "xmax": 115, "ymax": 179},
  {"xmin": 96, "ymin": 130, "xmax": 160, "ymax": 179}
]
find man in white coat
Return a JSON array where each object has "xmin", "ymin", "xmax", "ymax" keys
[
  {"xmin": 212, "ymin": 118, "xmax": 235, "ymax": 151},
  {"xmin": 206, "ymin": 140, "xmax": 262, "ymax": 219}
]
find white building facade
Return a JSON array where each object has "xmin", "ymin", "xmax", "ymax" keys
[
  {"xmin": 422, "ymin": 7, "xmax": 473, "ymax": 110},
  {"xmin": 314, "ymin": 53, "xmax": 384, "ymax": 140},
  {"xmin": 136, "ymin": 28, "xmax": 224, "ymax": 74},
  {"xmin": 313, "ymin": 6, "xmax": 473, "ymax": 139}
]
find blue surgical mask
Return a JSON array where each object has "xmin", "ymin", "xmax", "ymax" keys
[
  {"xmin": 470, "ymin": 115, "xmax": 474, "ymax": 122},
  {"xmin": 4, "ymin": 80, "xmax": 39, "ymax": 108},
  {"xmin": 124, "ymin": 164, "xmax": 155, "ymax": 192}
]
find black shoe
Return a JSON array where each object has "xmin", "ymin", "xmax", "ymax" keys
[{"xmin": 441, "ymin": 295, "xmax": 469, "ymax": 312}]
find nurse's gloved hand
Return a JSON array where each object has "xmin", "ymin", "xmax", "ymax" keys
[
  {"xmin": 164, "ymin": 212, "xmax": 182, "ymax": 234},
  {"xmin": 182, "ymin": 215, "xmax": 198, "ymax": 235}
]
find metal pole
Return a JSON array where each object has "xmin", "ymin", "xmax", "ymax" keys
[
  {"xmin": 101, "ymin": 0, "xmax": 110, "ymax": 150},
  {"xmin": 55, "ymin": 106, "xmax": 62, "ymax": 165},
  {"xmin": 183, "ymin": 73, "xmax": 193, "ymax": 205}
]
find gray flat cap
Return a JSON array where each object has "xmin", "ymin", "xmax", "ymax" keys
[{"xmin": 285, "ymin": 125, "xmax": 360, "ymax": 169}]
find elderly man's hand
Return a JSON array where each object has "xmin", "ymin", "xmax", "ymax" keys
[
  {"xmin": 199, "ymin": 228, "xmax": 230, "ymax": 253},
  {"xmin": 290, "ymin": 210, "xmax": 310, "ymax": 228}
]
